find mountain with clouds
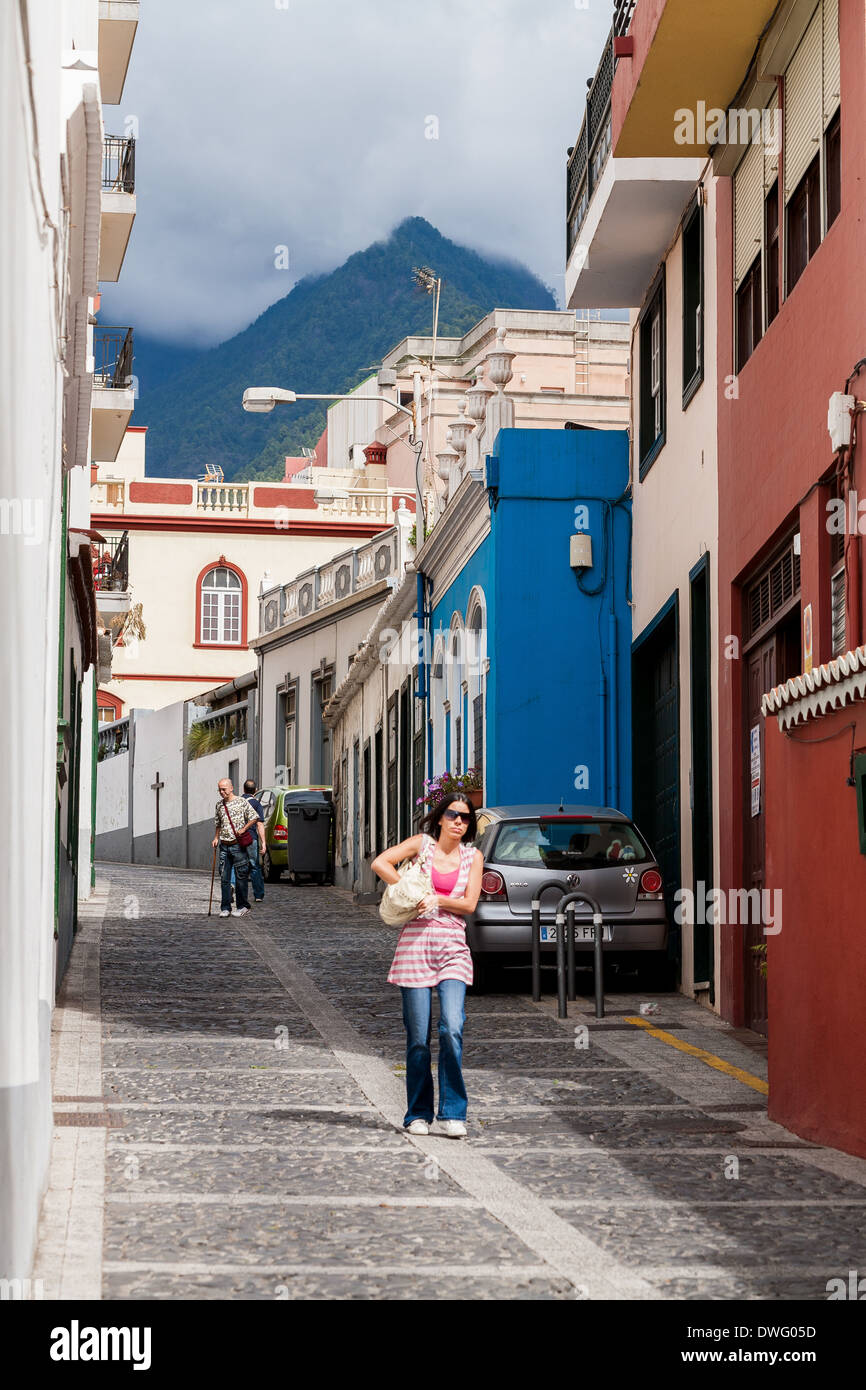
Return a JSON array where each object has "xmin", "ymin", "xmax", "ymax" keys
[{"xmin": 131, "ymin": 218, "xmax": 556, "ymax": 481}]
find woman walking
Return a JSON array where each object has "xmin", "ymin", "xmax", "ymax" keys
[{"xmin": 372, "ymin": 794, "xmax": 483, "ymax": 1138}]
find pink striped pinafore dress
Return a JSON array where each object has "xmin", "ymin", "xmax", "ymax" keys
[{"xmin": 387, "ymin": 834, "xmax": 477, "ymax": 988}]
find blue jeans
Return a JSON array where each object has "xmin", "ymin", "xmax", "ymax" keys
[
  {"xmin": 232, "ymin": 838, "xmax": 265, "ymax": 900},
  {"xmin": 219, "ymin": 843, "xmax": 250, "ymax": 911},
  {"xmin": 400, "ymin": 980, "xmax": 468, "ymax": 1125}
]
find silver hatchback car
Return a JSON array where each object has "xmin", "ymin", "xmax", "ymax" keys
[{"xmin": 467, "ymin": 805, "xmax": 671, "ymax": 990}]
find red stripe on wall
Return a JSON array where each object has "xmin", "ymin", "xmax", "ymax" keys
[
  {"xmin": 111, "ymin": 673, "xmax": 237, "ymax": 682},
  {"xmin": 129, "ymin": 481, "xmax": 194, "ymax": 504},
  {"xmin": 90, "ymin": 513, "xmax": 387, "ymax": 538},
  {"xmin": 253, "ymin": 486, "xmax": 317, "ymax": 509}
]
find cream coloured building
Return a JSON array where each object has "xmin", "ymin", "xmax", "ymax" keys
[
  {"xmin": 566, "ymin": 25, "xmax": 720, "ymax": 1005},
  {"xmin": 92, "ymin": 427, "xmax": 414, "ymax": 714}
]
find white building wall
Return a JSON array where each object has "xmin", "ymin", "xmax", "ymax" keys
[
  {"xmin": 631, "ymin": 175, "xmax": 721, "ymax": 1005},
  {"xmin": 96, "ymin": 747, "xmax": 129, "ymax": 836},
  {"xmin": 258, "ymin": 597, "xmax": 391, "ymax": 790},
  {"xmin": 131, "ymin": 703, "xmax": 185, "ymax": 840},
  {"xmin": 0, "ymin": 0, "xmax": 79, "ymax": 1280},
  {"xmin": 188, "ymin": 744, "xmax": 249, "ymax": 825}
]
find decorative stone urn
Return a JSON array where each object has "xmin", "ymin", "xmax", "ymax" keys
[
  {"xmin": 485, "ymin": 326, "xmax": 517, "ymax": 391},
  {"xmin": 436, "ymin": 445, "xmax": 459, "ymax": 483}
]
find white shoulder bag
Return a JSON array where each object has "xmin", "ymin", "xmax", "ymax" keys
[{"xmin": 378, "ymin": 850, "xmax": 433, "ymax": 927}]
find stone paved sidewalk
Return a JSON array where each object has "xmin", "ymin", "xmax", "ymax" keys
[{"xmin": 32, "ymin": 863, "xmax": 866, "ymax": 1300}]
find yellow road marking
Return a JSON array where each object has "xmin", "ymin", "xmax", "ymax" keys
[{"xmin": 623, "ymin": 1016, "xmax": 769, "ymax": 1096}]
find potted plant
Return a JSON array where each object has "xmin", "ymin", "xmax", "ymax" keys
[{"xmin": 417, "ymin": 766, "xmax": 483, "ymax": 812}]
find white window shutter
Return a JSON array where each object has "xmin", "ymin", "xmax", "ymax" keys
[
  {"xmin": 734, "ymin": 139, "xmax": 763, "ymax": 289},
  {"xmin": 784, "ymin": 3, "xmax": 822, "ymax": 202},
  {"xmin": 823, "ymin": 0, "xmax": 840, "ymax": 128}
]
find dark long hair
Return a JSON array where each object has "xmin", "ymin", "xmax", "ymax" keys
[{"xmin": 420, "ymin": 792, "xmax": 477, "ymax": 843}]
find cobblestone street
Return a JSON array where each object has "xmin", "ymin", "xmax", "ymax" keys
[{"xmin": 34, "ymin": 864, "xmax": 866, "ymax": 1301}]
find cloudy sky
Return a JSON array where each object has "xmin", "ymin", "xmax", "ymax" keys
[{"xmin": 101, "ymin": 0, "xmax": 612, "ymax": 346}]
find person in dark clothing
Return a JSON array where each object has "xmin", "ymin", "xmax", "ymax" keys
[{"xmin": 242, "ymin": 779, "xmax": 267, "ymax": 902}]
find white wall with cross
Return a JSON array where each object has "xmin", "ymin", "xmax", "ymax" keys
[{"xmin": 132, "ymin": 702, "xmax": 185, "ymax": 839}]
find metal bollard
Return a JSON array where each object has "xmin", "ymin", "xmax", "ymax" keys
[
  {"xmin": 531, "ymin": 900, "xmax": 541, "ymax": 1002},
  {"xmin": 554, "ymin": 911, "xmax": 567, "ymax": 1019},
  {"xmin": 566, "ymin": 902, "xmax": 576, "ymax": 1002},
  {"xmin": 593, "ymin": 912, "xmax": 605, "ymax": 1019}
]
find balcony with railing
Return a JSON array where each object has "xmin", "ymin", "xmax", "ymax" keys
[
  {"xmin": 99, "ymin": 135, "xmax": 137, "ymax": 282},
  {"xmin": 93, "ymin": 530, "xmax": 131, "ymax": 619},
  {"xmin": 314, "ymin": 487, "xmax": 391, "ymax": 521},
  {"xmin": 566, "ymin": 31, "xmax": 615, "ymax": 264},
  {"xmin": 564, "ymin": 2, "xmax": 705, "ymax": 309},
  {"xmin": 97, "ymin": 716, "xmax": 130, "ymax": 761},
  {"xmin": 93, "ymin": 327, "xmax": 134, "ymax": 390},
  {"xmin": 98, "ymin": 1, "xmax": 139, "ymax": 105},
  {"xmin": 91, "ymin": 478, "xmax": 126, "ymax": 510},
  {"xmin": 258, "ymin": 518, "xmax": 414, "ymax": 638},
  {"xmin": 186, "ymin": 701, "xmax": 249, "ymax": 760},
  {"xmin": 91, "ymin": 326, "xmax": 136, "ymax": 463},
  {"xmin": 197, "ymin": 482, "xmax": 250, "ymax": 514}
]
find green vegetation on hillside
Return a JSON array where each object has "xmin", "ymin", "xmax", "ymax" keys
[{"xmin": 134, "ymin": 218, "xmax": 556, "ymax": 481}]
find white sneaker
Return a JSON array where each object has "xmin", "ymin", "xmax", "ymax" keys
[
  {"xmin": 219, "ymin": 909, "xmax": 230, "ymax": 918},
  {"xmin": 439, "ymin": 1119, "xmax": 467, "ymax": 1138},
  {"xmin": 232, "ymin": 907, "xmax": 249, "ymax": 917},
  {"xmin": 405, "ymin": 1119, "xmax": 429, "ymax": 1136}
]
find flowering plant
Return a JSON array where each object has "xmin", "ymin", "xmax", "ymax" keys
[{"xmin": 416, "ymin": 767, "xmax": 482, "ymax": 809}]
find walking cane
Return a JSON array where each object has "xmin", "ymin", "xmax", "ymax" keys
[{"xmin": 207, "ymin": 843, "xmax": 217, "ymax": 916}]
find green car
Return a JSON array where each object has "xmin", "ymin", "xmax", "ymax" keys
[{"xmin": 259, "ymin": 785, "xmax": 333, "ymax": 884}]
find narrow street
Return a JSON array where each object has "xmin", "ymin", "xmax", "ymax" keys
[{"xmin": 34, "ymin": 864, "xmax": 866, "ymax": 1302}]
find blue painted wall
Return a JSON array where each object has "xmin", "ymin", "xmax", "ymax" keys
[{"xmin": 431, "ymin": 427, "xmax": 632, "ymax": 814}]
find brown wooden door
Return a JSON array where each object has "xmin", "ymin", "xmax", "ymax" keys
[{"xmin": 743, "ymin": 638, "xmax": 775, "ymax": 1035}]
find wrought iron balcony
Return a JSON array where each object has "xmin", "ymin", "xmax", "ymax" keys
[
  {"xmin": 93, "ymin": 326, "xmax": 134, "ymax": 390},
  {"xmin": 102, "ymin": 135, "xmax": 135, "ymax": 193},
  {"xmin": 93, "ymin": 531, "xmax": 129, "ymax": 593},
  {"xmin": 613, "ymin": 0, "xmax": 636, "ymax": 37},
  {"xmin": 566, "ymin": 31, "xmax": 616, "ymax": 261}
]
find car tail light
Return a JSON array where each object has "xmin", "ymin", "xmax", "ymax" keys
[
  {"xmin": 480, "ymin": 870, "xmax": 506, "ymax": 900},
  {"xmin": 272, "ymin": 825, "xmax": 288, "ymax": 841},
  {"xmin": 638, "ymin": 868, "xmax": 663, "ymax": 898}
]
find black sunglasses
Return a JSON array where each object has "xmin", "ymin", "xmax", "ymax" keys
[{"xmin": 442, "ymin": 809, "xmax": 470, "ymax": 822}]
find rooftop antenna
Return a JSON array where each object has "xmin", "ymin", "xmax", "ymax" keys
[{"xmin": 558, "ymin": 794, "xmax": 565, "ymax": 813}]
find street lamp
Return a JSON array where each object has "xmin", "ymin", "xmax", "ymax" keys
[{"xmin": 241, "ymin": 384, "xmax": 425, "ymax": 525}]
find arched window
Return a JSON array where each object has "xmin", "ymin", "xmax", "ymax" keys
[
  {"xmin": 431, "ymin": 638, "xmax": 446, "ymax": 774},
  {"xmin": 97, "ymin": 690, "xmax": 124, "ymax": 724},
  {"xmin": 195, "ymin": 560, "xmax": 248, "ymax": 647},
  {"xmin": 466, "ymin": 587, "xmax": 488, "ymax": 787},
  {"xmin": 448, "ymin": 616, "xmax": 465, "ymax": 774}
]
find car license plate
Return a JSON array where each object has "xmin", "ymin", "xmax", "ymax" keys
[{"xmin": 539, "ymin": 924, "xmax": 611, "ymax": 943}]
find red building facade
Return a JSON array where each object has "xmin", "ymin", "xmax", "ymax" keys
[{"xmin": 715, "ymin": 0, "xmax": 866, "ymax": 1156}]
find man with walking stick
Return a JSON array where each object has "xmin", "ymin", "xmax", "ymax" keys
[{"xmin": 211, "ymin": 778, "xmax": 259, "ymax": 918}]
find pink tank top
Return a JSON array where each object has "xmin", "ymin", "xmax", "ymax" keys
[{"xmin": 430, "ymin": 860, "xmax": 459, "ymax": 894}]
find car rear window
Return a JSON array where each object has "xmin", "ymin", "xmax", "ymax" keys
[{"xmin": 491, "ymin": 818, "xmax": 652, "ymax": 870}]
